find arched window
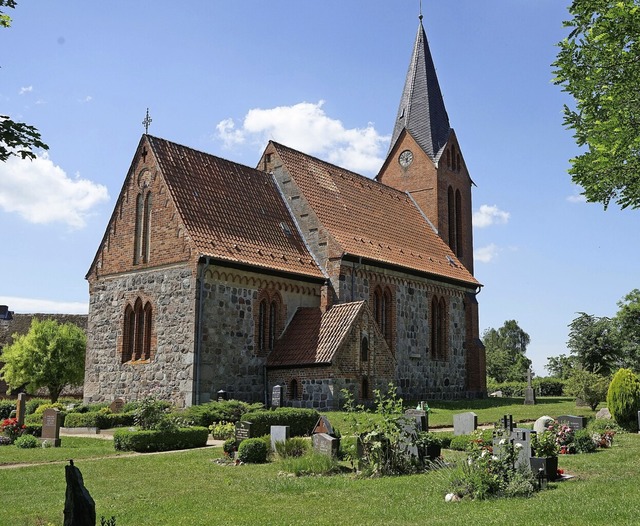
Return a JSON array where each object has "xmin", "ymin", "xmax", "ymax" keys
[
  {"xmin": 372, "ymin": 286, "xmax": 393, "ymax": 348},
  {"xmin": 448, "ymin": 186, "xmax": 456, "ymax": 254},
  {"xmin": 290, "ymin": 379, "xmax": 299, "ymax": 400},
  {"xmin": 430, "ymin": 295, "xmax": 448, "ymax": 361},
  {"xmin": 361, "ymin": 336, "xmax": 369, "ymax": 362},
  {"xmin": 258, "ymin": 299, "xmax": 268, "ymax": 354},
  {"xmin": 269, "ymin": 299, "xmax": 279, "ymax": 352},
  {"xmin": 455, "ymin": 189, "xmax": 463, "ymax": 258},
  {"xmin": 142, "ymin": 192, "xmax": 152, "ymax": 263},
  {"xmin": 133, "ymin": 193, "xmax": 143, "ymax": 265},
  {"xmin": 361, "ymin": 377, "xmax": 370, "ymax": 400},
  {"xmin": 122, "ymin": 305, "xmax": 135, "ymax": 362},
  {"xmin": 122, "ymin": 298, "xmax": 154, "ymax": 363}
]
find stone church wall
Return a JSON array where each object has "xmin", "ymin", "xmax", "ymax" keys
[
  {"xmin": 84, "ymin": 264, "xmax": 196, "ymax": 408},
  {"xmin": 196, "ymin": 266, "xmax": 321, "ymax": 404},
  {"xmin": 338, "ymin": 263, "xmax": 469, "ymax": 400}
]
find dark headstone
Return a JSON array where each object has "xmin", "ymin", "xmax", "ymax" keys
[
  {"xmin": 271, "ymin": 385, "xmax": 284, "ymax": 409},
  {"xmin": 270, "ymin": 425, "xmax": 290, "ymax": 451},
  {"xmin": 42, "ymin": 408, "xmax": 62, "ymax": 447},
  {"xmin": 557, "ymin": 415, "xmax": 587, "ymax": 431},
  {"xmin": 312, "ymin": 432, "xmax": 340, "ymax": 458},
  {"xmin": 16, "ymin": 393, "xmax": 26, "ymax": 427},
  {"xmin": 217, "ymin": 389, "xmax": 228, "ymax": 402},
  {"xmin": 108, "ymin": 398, "xmax": 125, "ymax": 414},
  {"xmin": 63, "ymin": 460, "xmax": 96, "ymax": 526},
  {"xmin": 453, "ymin": 412, "xmax": 477, "ymax": 436},
  {"xmin": 313, "ymin": 415, "xmax": 334, "ymax": 436},
  {"xmin": 500, "ymin": 414, "xmax": 514, "ymax": 433},
  {"xmin": 235, "ymin": 421, "xmax": 253, "ymax": 447},
  {"xmin": 523, "ymin": 387, "xmax": 537, "ymax": 405}
]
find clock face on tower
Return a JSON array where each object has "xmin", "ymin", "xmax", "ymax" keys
[{"xmin": 398, "ymin": 149, "xmax": 413, "ymax": 168}]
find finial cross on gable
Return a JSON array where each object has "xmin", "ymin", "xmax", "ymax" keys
[{"xmin": 142, "ymin": 108, "xmax": 152, "ymax": 134}]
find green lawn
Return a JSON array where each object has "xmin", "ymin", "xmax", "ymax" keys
[{"xmin": 2, "ymin": 398, "xmax": 637, "ymax": 526}]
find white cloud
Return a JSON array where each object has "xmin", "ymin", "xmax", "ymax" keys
[
  {"xmin": 473, "ymin": 204, "xmax": 510, "ymax": 228},
  {"xmin": 0, "ymin": 153, "xmax": 109, "ymax": 229},
  {"xmin": 567, "ymin": 193, "xmax": 587, "ymax": 204},
  {"xmin": 475, "ymin": 243, "xmax": 499, "ymax": 263},
  {"xmin": 0, "ymin": 296, "xmax": 88, "ymax": 314},
  {"xmin": 216, "ymin": 100, "xmax": 390, "ymax": 175},
  {"xmin": 19, "ymin": 86, "xmax": 33, "ymax": 95},
  {"xmin": 80, "ymin": 95, "xmax": 93, "ymax": 103}
]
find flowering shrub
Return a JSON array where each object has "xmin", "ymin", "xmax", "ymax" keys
[
  {"xmin": 592, "ymin": 430, "xmax": 615, "ymax": 448},
  {"xmin": 209, "ymin": 421, "xmax": 236, "ymax": 440},
  {"xmin": 447, "ymin": 430, "xmax": 536, "ymax": 500},
  {"xmin": 1, "ymin": 417, "xmax": 25, "ymax": 443},
  {"xmin": 547, "ymin": 422, "xmax": 576, "ymax": 454},
  {"xmin": 531, "ymin": 430, "xmax": 559, "ymax": 457}
]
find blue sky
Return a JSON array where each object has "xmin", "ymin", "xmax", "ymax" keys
[{"xmin": 1, "ymin": 1, "xmax": 637, "ymax": 376}]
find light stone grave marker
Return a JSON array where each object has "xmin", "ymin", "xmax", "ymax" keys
[
  {"xmin": 453, "ymin": 412, "xmax": 477, "ymax": 436},
  {"xmin": 312, "ymin": 432, "xmax": 339, "ymax": 458},
  {"xmin": 270, "ymin": 425, "xmax": 290, "ymax": 452}
]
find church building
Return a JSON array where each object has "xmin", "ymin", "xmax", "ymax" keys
[{"xmin": 83, "ymin": 16, "xmax": 486, "ymax": 409}]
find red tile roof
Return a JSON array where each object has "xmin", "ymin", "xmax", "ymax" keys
[
  {"xmin": 267, "ymin": 302, "xmax": 365, "ymax": 367},
  {"xmin": 270, "ymin": 142, "xmax": 480, "ymax": 287},
  {"xmin": 147, "ymin": 136, "xmax": 324, "ymax": 280}
]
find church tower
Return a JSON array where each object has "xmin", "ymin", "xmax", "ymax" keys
[
  {"xmin": 377, "ymin": 14, "xmax": 486, "ymax": 395},
  {"xmin": 377, "ymin": 14, "xmax": 475, "ymax": 275}
]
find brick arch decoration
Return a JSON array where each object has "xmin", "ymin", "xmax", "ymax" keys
[{"xmin": 207, "ymin": 269, "xmax": 317, "ymax": 297}]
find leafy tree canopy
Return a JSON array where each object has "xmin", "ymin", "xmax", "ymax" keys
[
  {"xmin": 545, "ymin": 353, "xmax": 578, "ymax": 379},
  {"xmin": 553, "ymin": 0, "xmax": 640, "ymax": 209},
  {"xmin": 0, "ymin": 318, "xmax": 86, "ymax": 402},
  {"xmin": 0, "ymin": 0, "xmax": 48, "ymax": 162},
  {"xmin": 567, "ymin": 312, "xmax": 620, "ymax": 375},
  {"xmin": 483, "ymin": 320, "xmax": 532, "ymax": 383},
  {"xmin": 615, "ymin": 288, "xmax": 640, "ymax": 368}
]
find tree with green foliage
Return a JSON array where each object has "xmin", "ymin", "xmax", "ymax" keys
[
  {"xmin": 545, "ymin": 353, "xmax": 578, "ymax": 379},
  {"xmin": 0, "ymin": 318, "xmax": 86, "ymax": 402},
  {"xmin": 0, "ymin": 0, "xmax": 48, "ymax": 162},
  {"xmin": 567, "ymin": 312, "xmax": 620, "ymax": 375},
  {"xmin": 607, "ymin": 368, "xmax": 640, "ymax": 430},
  {"xmin": 615, "ymin": 289, "xmax": 640, "ymax": 370},
  {"xmin": 483, "ymin": 320, "xmax": 532, "ymax": 383},
  {"xmin": 553, "ymin": 0, "xmax": 640, "ymax": 209},
  {"xmin": 564, "ymin": 366, "xmax": 610, "ymax": 410}
]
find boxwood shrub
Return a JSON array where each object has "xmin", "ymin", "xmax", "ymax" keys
[
  {"xmin": 239, "ymin": 407, "xmax": 319, "ymax": 437},
  {"xmin": 237, "ymin": 437, "xmax": 268, "ymax": 463},
  {"xmin": 113, "ymin": 426, "xmax": 209, "ymax": 452}
]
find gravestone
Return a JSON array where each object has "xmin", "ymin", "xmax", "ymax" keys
[
  {"xmin": 557, "ymin": 415, "xmax": 587, "ymax": 431},
  {"xmin": 533, "ymin": 415, "xmax": 555, "ymax": 435},
  {"xmin": 313, "ymin": 432, "xmax": 339, "ymax": 458},
  {"xmin": 235, "ymin": 421, "xmax": 253, "ymax": 448},
  {"xmin": 270, "ymin": 425, "xmax": 290, "ymax": 452},
  {"xmin": 453, "ymin": 412, "xmax": 477, "ymax": 436},
  {"xmin": 42, "ymin": 408, "xmax": 62, "ymax": 447},
  {"xmin": 596, "ymin": 407, "xmax": 611, "ymax": 420},
  {"xmin": 271, "ymin": 385, "xmax": 284, "ymax": 409},
  {"xmin": 63, "ymin": 460, "xmax": 96, "ymax": 526},
  {"xmin": 109, "ymin": 398, "xmax": 125, "ymax": 414},
  {"xmin": 16, "ymin": 393, "xmax": 26, "ymax": 426},
  {"xmin": 524, "ymin": 368, "xmax": 536, "ymax": 405},
  {"xmin": 511, "ymin": 428, "xmax": 536, "ymax": 470},
  {"xmin": 217, "ymin": 389, "xmax": 228, "ymax": 402},
  {"xmin": 404, "ymin": 409, "xmax": 428, "ymax": 432},
  {"xmin": 313, "ymin": 415, "xmax": 334, "ymax": 436}
]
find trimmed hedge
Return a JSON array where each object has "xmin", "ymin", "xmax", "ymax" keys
[
  {"xmin": 113, "ymin": 426, "xmax": 209, "ymax": 452},
  {"xmin": 64, "ymin": 412, "xmax": 135, "ymax": 429},
  {"xmin": 240, "ymin": 407, "xmax": 319, "ymax": 437},
  {"xmin": 237, "ymin": 437, "xmax": 269, "ymax": 463},
  {"xmin": 183, "ymin": 400, "xmax": 263, "ymax": 427},
  {"xmin": 25, "ymin": 411, "xmax": 66, "ymax": 427},
  {"xmin": 486, "ymin": 378, "xmax": 566, "ymax": 397}
]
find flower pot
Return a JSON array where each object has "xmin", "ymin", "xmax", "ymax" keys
[{"xmin": 530, "ymin": 456, "xmax": 558, "ymax": 482}]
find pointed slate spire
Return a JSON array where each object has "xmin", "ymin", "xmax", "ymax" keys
[{"xmin": 389, "ymin": 16, "xmax": 451, "ymax": 161}]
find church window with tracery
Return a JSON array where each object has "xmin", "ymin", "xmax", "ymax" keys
[
  {"xmin": 430, "ymin": 295, "xmax": 448, "ymax": 361},
  {"xmin": 122, "ymin": 298, "xmax": 154, "ymax": 363}
]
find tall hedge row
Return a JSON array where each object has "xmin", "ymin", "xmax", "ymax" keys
[
  {"xmin": 113, "ymin": 427, "xmax": 209, "ymax": 452},
  {"xmin": 607, "ymin": 368, "xmax": 640, "ymax": 431}
]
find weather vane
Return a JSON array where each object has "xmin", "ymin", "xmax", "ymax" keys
[{"xmin": 142, "ymin": 108, "xmax": 152, "ymax": 134}]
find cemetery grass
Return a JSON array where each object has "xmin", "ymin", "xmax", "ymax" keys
[
  {"xmin": 3, "ymin": 434, "xmax": 640, "ymax": 525},
  {"xmin": 0, "ymin": 437, "xmax": 125, "ymax": 466},
  {"xmin": 327, "ymin": 397, "xmax": 600, "ymax": 432}
]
